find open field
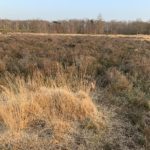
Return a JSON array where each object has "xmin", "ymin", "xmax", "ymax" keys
[
  {"xmin": 0, "ymin": 34, "xmax": 149, "ymax": 149},
  {"xmin": 1, "ymin": 32, "xmax": 150, "ymax": 41}
]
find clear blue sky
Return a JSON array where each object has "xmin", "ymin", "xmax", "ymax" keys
[{"xmin": 0, "ymin": 0, "xmax": 149, "ymax": 21}]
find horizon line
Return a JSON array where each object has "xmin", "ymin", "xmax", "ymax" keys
[{"xmin": 0, "ymin": 18, "xmax": 150, "ymax": 22}]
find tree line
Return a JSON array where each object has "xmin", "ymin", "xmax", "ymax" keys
[{"xmin": 0, "ymin": 19, "xmax": 150, "ymax": 34}]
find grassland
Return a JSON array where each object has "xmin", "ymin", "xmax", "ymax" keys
[{"xmin": 0, "ymin": 34, "xmax": 149, "ymax": 149}]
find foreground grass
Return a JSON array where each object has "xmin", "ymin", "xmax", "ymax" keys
[{"xmin": 0, "ymin": 74, "xmax": 105, "ymax": 149}]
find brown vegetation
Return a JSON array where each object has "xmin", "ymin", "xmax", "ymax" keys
[
  {"xmin": 0, "ymin": 34, "xmax": 149, "ymax": 149},
  {"xmin": 0, "ymin": 75, "xmax": 104, "ymax": 148}
]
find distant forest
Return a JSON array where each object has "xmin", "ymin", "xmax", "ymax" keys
[{"xmin": 0, "ymin": 19, "xmax": 150, "ymax": 34}]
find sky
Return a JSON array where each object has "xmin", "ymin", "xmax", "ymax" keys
[{"xmin": 0, "ymin": 0, "xmax": 149, "ymax": 21}]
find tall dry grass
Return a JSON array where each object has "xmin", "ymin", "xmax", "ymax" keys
[{"xmin": 0, "ymin": 72, "xmax": 104, "ymax": 144}]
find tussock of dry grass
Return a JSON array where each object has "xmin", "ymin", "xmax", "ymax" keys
[
  {"xmin": 106, "ymin": 67, "xmax": 133, "ymax": 92},
  {"xmin": 0, "ymin": 75, "xmax": 104, "ymax": 145},
  {"xmin": 35, "ymin": 87, "xmax": 98, "ymax": 121}
]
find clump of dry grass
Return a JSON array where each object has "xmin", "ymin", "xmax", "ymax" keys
[
  {"xmin": 0, "ymin": 74, "xmax": 104, "ymax": 144},
  {"xmin": 106, "ymin": 67, "xmax": 133, "ymax": 92},
  {"xmin": 35, "ymin": 87, "xmax": 98, "ymax": 121}
]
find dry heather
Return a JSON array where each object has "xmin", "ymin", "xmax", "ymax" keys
[
  {"xmin": 0, "ymin": 75, "xmax": 105, "ymax": 149},
  {"xmin": 0, "ymin": 34, "xmax": 149, "ymax": 149}
]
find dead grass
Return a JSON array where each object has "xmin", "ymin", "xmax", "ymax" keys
[
  {"xmin": 106, "ymin": 67, "xmax": 133, "ymax": 92},
  {"xmin": 0, "ymin": 74, "xmax": 104, "ymax": 147}
]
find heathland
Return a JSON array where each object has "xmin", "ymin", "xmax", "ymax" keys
[{"xmin": 0, "ymin": 33, "xmax": 149, "ymax": 149}]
